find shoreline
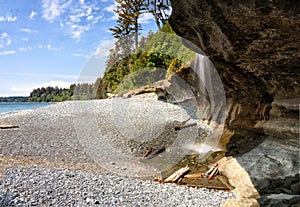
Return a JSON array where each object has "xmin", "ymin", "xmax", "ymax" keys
[
  {"xmin": 0, "ymin": 102, "xmax": 55, "ymax": 116},
  {"xmin": 0, "ymin": 98, "xmax": 236, "ymax": 206}
]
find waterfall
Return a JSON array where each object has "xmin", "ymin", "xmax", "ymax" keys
[{"xmin": 189, "ymin": 53, "xmax": 227, "ymax": 160}]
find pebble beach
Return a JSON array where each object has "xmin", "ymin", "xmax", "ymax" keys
[{"xmin": 0, "ymin": 97, "xmax": 235, "ymax": 206}]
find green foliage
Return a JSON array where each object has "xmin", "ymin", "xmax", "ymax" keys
[
  {"xmin": 72, "ymin": 83, "xmax": 98, "ymax": 100},
  {"xmin": 29, "ymin": 82, "xmax": 100, "ymax": 102},
  {"xmin": 115, "ymin": 67, "xmax": 166, "ymax": 94},
  {"xmin": 29, "ymin": 86, "xmax": 73, "ymax": 102},
  {"xmin": 96, "ymin": 23, "xmax": 195, "ymax": 98}
]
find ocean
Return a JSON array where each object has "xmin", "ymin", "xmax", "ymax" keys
[{"xmin": 0, "ymin": 102, "xmax": 53, "ymax": 114}]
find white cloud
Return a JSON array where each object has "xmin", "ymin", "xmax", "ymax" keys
[
  {"xmin": 19, "ymin": 47, "xmax": 32, "ymax": 52},
  {"xmin": 1, "ymin": 33, "xmax": 8, "ymax": 38},
  {"xmin": 139, "ymin": 13, "xmax": 153, "ymax": 24},
  {"xmin": 0, "ymin": 32, "xmax": 11, "ymax": 48},
  {"xmin": 0, "ymin": 16, "xmax": 17, "ymax": 22},
  {"xmin": 21, "ymin": 37, "xmax": 29, "ymax": 41},
  {"xmin": 41, "ymin": 81, "xmax": 73, "ymax": 89},
  {"xmin": 41, "ymin": 0, "xmax": 102, "ymax": 40},
  {"xmin": 0, "ymin": 50, "xmax": 15, "ymax": 56},
  {"xmin": 67, "ymin": 24, "xmax": 91, "ymax": 40},
  {"xmin": 65, "ymin": 1, "xmax": 102, "ymax": 40},
  {"xmin": 19, "ymin": 44, "xmax": 58, "ymax": 52},
  {"xmin": 20, "ymin": 28, "xmax": 37, "ymax": 33},
  {"xmin": 29, "ymin": 11, "xmax": 37, "ymax": 19},
  {"xmin": 42, "ymin": 0, "xmax": 72, "ymax": 23}
]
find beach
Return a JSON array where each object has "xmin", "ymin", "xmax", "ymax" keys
[{"xmin": 0, "ymin": 98, "xmax": 235, "ymax": 206}]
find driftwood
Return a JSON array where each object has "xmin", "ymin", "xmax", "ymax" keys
[
  {"xmin": 178, "ymin": 183, "xmax": 230, "ymax": 191},
  {"xmin": 205, "ymin": 163, "xmax": 218, "ymax": 176},
  {"xmin": 175, "ymin": 123, "xmax": 197, "ymax": 131},
  {"xmin": 142, "ymin": 147, "xmax": 153, "ymax": 159},
  {"xmin": 208, "ymin": 167, "xmax": 219, "ymax": 180},
  {"xmin": 205, "ymin": 163, "xmax": 219, "ymax": 180},
  {"xmin": 164, "ymin": 165, "xmax": 190, "ymax": 183},
  {"xmin": 145, "ymin": 147, "xmax": 165, "ymax": 159},
  {"xmin": 0, "ymin": 125, "xmax": 19, "ymax": 129},
  {"xmin": 184, "ymin": 173, "xmax": 203, "ymax": 179}
]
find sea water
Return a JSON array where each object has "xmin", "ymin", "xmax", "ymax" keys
[{"xmin": 0, "ymin": 102, "xmax": 53, "ymax": 114}]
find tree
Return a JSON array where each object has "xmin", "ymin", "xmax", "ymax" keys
[
  {"xmin": 110, "ymin": 0, "xmax": 147, "ymax": 51},
  {"xmin": 146, "ymin": 0, "xmax": 170, "ymax": 30}
]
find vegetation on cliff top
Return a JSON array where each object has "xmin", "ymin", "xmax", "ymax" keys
[{"xmin": 96, "ymin": 23, "xmax": 194, "ymax": 98}]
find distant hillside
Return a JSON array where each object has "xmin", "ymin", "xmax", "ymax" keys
[{"xmin": 0, "ymin": 96, "xmax": 29, "ymax": 102}]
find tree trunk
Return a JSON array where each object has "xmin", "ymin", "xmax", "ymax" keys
[{"xmin": 135, "ymin": 16, "xmax": 138, "ymax": 50}]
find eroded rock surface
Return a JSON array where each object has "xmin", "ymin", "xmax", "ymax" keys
[{"xmin": 169, "ymin": 0, "xmax": 299, "ymax": 206}]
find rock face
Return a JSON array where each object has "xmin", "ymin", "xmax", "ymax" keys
[{"xmin": 169, "ymin": 0, "xmax": 299, "ymax": 206}]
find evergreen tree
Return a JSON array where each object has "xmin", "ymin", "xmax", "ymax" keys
[
  {"xmin": 110, "ymin": 0, "xmax": 147, "ymax": 51},
  {"xmin": 146, "ymin": 0, "xmax": 170, "ymax": 30}
]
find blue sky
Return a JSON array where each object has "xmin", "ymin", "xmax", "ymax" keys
[{"xmin": 0, "ymin": 0, "xmax": 157, "ymax": 97}]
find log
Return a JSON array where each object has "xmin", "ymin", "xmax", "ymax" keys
[
  {"xmin": 142, "ymin": 147, "xmax": 153, "ymax": 159},
  {"xmin": 184, "ymin": 173, "xmax": 203, "ymax": 179},
  {"xmin": 208, "ymin": 167, "xmax": 219, "ymax": 180},
  {"xmin": 175, "ymin": 123, "xmax": 197, "ymax": 131},
  {"xmin": 146, "ymin": 147, "xmax": 165, "ymax": 159},
  {"xmin": 178, "ymin": 183, "xmax": 230, "ymax": 191},
  {"xmin": 205, "ymin": 163, "xmax": 218, "ymax": 176},
  {"xmin": 164, "ymin": 165, "xmax": 190, "ymax": 183},
  {"xmin": 0, "ymin": 125, "xmax": 19, "ymax": 129}
]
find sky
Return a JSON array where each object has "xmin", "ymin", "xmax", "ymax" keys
[{"xmin": 0, "ymin": 0, "xmax": 157, "ymax": 97}]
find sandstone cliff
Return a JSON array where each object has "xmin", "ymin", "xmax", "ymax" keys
[{"xmin": 169, "ymin": 0, "xmax": 299, "ymax": 206}]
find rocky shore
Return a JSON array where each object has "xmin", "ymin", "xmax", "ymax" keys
[{"xmin": 0, "ymin": 98, "xmax": 235, "ymax": 206}]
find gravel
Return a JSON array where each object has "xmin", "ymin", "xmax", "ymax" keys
[
  {"xmin": 0, "ymin": 167, "xmax": 235, "ymax": 207},
  {"xmin": 0, "ymin": 97, "xmax": 236, "ymax": 206}
]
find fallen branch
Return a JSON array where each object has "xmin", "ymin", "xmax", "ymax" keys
[
  {"xmin": 0, "ymin": 125, "xmax": 19, "ymax": 129},
  {"xmin": 208, "ymin": 166, "xmax": 219, "ymax": 180},
  {"xmin": 175, "ymin": 123, "xmax": 197, "ymax": 131},
  {"xmin": 164, "ymin": 165, "xmax": 190, "ymax": 183},
  {"xmin": 205, "ymin": 163, "xmax": 218, "ymax": 176},
  {"xmin": 178, "ymin": 183, "xmax": 230, "ymax": 191},
  {"xmin": 146, "ymin": 147, "xmax": 165, "ymax": 159},
  {"xmin": 184, "ymin": 173, "xmax": 203, "ymax": 179},
  {"xmin": 142, "ymin": 147, "xmax": 153, "ymax": 159}
]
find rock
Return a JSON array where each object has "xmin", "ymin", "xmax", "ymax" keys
[
  {"xmin": 169, "ymin": 0, "xmax": 299, "ymax": 205},
  {"xmin": 152, "ymin": 74, "xmax": 199, "ymax": 118},
  {"xmin": 131, "ymin": 86, "xmax": 156, "ymax": 95},
  {"xmin": 153, "ymin": 74, "xmax": 196, "ymax": 104},
  {"xmin": 217, "ymin": 157, "xmax": 259, "ymax": 199},
  {"xmin": 222, "ymin": 198, "xmax": 259, "ymax": 207},
  {"xmin": 106, "ymin": 93, "xmax": 117, "ymax": 99},
  {"xmin": 122, "ymin": 93, "xmax": 132, "ymax": 98},
  {"xmin": 259, "ymin": 194, "xmax": 300, "ymax": 207}
]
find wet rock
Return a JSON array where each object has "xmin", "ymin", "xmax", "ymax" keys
[{"xmin": 258, "ymin": 193, "xmax": 300, "ymax": 207}]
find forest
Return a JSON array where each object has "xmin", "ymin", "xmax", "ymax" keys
[
  {"xmin": 0, "ymin": 96, "xmax": 29, "ymax": 102},
  {"xmin": 28, "ymin": 82, "xmax": 99, "ymax": 102}
]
